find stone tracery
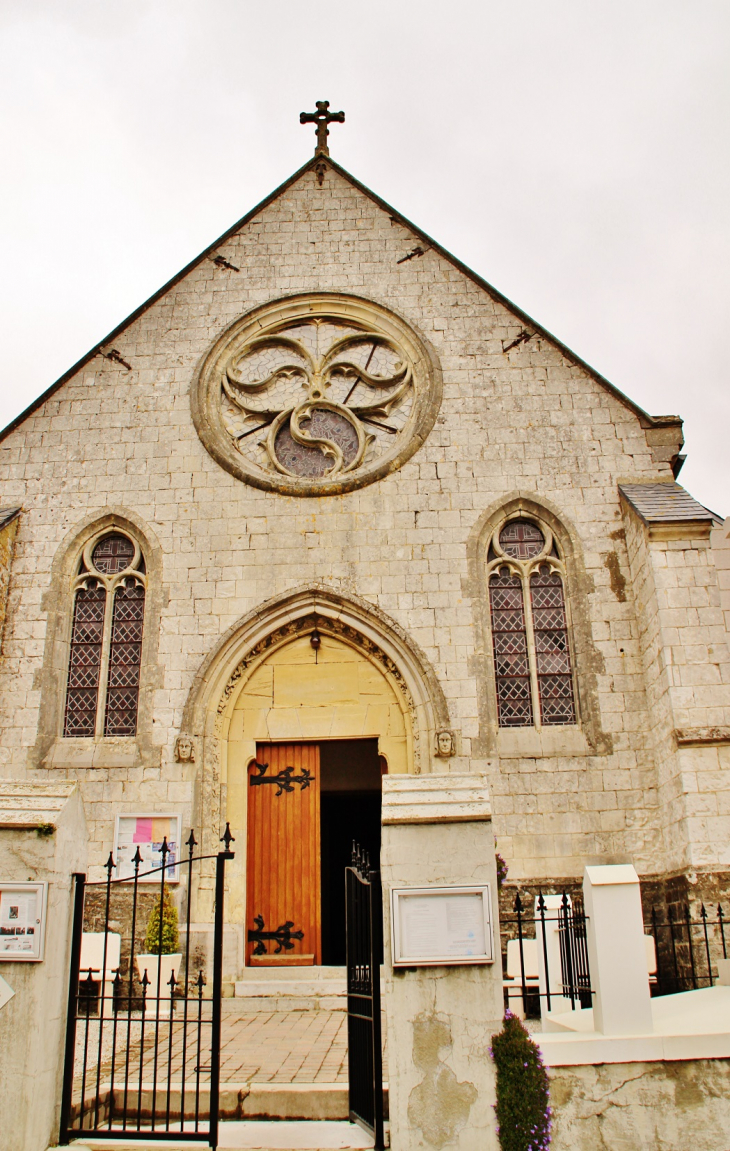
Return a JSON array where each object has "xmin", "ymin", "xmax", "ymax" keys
[
  {"xmin": 191, "ymin": 294, "xmax": 441, "ymax": 495},
  {"xmin": 222, "ymin": 318, "xmax": 414, "ymax": 478}
]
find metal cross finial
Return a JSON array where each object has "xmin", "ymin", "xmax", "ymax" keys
[{"xmin": 300, "ymin": 100, "xmax": 345, "ymax": 157}]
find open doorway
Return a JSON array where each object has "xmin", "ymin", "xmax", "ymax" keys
[{"xmin": 320, "ymin": 739, "xmax": 382, "ymax": 966}]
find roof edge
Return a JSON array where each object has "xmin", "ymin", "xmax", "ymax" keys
[
  {"xmin": 0, "ymin": 152, "xmax": 676, "ymax": 445},
  {"xmin": 0, "ymin": 156, "xmax": 322, "ymax": 446},
  {"xmin": 322, "ymin": 158, "xmax": 671, "ymax": 429}
]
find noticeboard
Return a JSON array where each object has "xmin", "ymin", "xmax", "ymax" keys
[
  {"xmin": 113, "ymin": 813, "xmax": 182, "ymax": 883},
  {"xmin": 390, "ymin": 884, "xmax": 493, "ymax": 967},
  {"xmin": 0, "ymin": 882, "xmax": 47, "ymax": 961}
]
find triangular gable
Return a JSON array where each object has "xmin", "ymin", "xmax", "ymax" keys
[{"xmin": 0, "ymin": 154, "xmax": 680, "ymax": 444}]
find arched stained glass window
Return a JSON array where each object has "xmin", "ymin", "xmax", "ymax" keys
[
  {"xmin": 489, "ymin": 569, "xmax": 533, "ymax": 726},
  {"xmin": 530, "ymin": 566, "xmax": 575, "ymax": 725},
  {"xmin": 64, "ymin": 532, "xmax": 146, "ymax": 738},
  {"xmin": 487, "ymin": 518, "xmax": 576, "ymax": 729}
]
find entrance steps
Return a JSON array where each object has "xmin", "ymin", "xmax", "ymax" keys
[
  {"xmin": 230, "ymin": 966, "xmax": 386, "ymax": 1012},
  {"xmin": 232, "ymin": 965, "xmax": 347, "ymax": 1011},
  {"xmin": 64, "ymin": 1119, "xmax": 378, "ymax": 1149}
]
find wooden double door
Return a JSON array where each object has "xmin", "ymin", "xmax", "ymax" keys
[{"xmin": 246, "ymin": 742, "xmax": 322, "ymax": 966}]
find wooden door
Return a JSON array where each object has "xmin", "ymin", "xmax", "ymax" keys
[{"xmin": 246, "ymin": 742, "xmax": 321, "ymax": 966}]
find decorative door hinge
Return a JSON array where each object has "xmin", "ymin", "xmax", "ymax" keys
[
  {"xmin": 248, "ymin": 915, "xmax": 305, "ymax": 955},
  {"xmin": 249, "ymin": 761, "xmax": 313, "ymax": 795}
]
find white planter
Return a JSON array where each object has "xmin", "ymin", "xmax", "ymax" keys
[{"xmin": 135, "ymin": 953, "xmax": 182, "ymax": 1016}]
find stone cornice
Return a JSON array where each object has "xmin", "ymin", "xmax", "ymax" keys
[{"xmin": 675, "ymin": 727, "xmax": 730, "ymax": 748}]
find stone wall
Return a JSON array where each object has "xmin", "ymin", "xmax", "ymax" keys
[
  {"xmin": 0, "ymin": 158, "xmax": 718, "ymax": 886},
  {"xmin": 622, "ymin": 496, "xmax": 730, "ymax": 878},
  {"xmin": 550, "ymin": 1059, "xmax": 730, "ymax": 1151}
]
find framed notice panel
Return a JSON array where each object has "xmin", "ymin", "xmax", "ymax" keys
[
  {"xmin": 391, "ymin": 884, "xmax": 493, "ymax": 967},
  {"xmin": 114, "ymin": 814, "xmax": 182, "ymax": 883},
  {"xmin": 0, "ymin": 882, "xmax": 47, "ymax": 961}
]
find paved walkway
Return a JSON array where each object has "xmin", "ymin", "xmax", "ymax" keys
[
  {"xmin": 220, "ymin": 1010, "xmax": 351, "ymax": 1084},
  {"xmin": 73, "ymin": 1006, "xmax": 387, "ymax": 1101}
]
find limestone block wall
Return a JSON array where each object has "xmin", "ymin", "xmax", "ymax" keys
[
  {"xmin": 712, "ymin": 516, "xmax": 730, "ymax": 636},
  {"xmin": 0, "ymin": 159, "xmax": 708, "ymax": 883},
  {"xmin": 622, "ymin": 500, "xmax": 730, "ymax": 874},
  {"xmin": 550, "ymin": 1059, "xmax": 730, "ymax": 1151}
]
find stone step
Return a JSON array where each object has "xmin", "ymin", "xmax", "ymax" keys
[
  {"xmin": 64, "ymin": 1118, "xmax": 380, "ymax": 1149},
  {"xmin": 229, "ymin": 967, "xmax": 384, "ymax": 1011},
  {"xmin": 227, "ymin": 994, "xmax": 347, "ymax": 1012},
  {"xmin": 235, "ymin": 979, "xmax": 346, "ymax": 997},
  {"xmin": 64, "ymin": 1080, "xmax": 389, "ymax": 1125},
  {"xmin": 232, "ymin": 977, "xmax": 347, "ymax": 1011},
  {"xmin": 237, "ymin": 966, "xmax": 348, "ymax": 982}
]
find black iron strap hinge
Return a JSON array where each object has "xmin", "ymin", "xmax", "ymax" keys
[
  {"xmin": 248, "ymin": 914, "xmax": 304, "ymax": 955},
  {"xmin": 249, "ymin": 760, "xmax": 313, "ymax": 796}
]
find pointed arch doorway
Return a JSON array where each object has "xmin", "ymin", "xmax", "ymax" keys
[
  {"xmin": 181, "ymin": 586, "xmax": 451, "ymax": 968},
  {"xmin": 225, "ymin": 627, "xmax": 408, "ymax": 968}
]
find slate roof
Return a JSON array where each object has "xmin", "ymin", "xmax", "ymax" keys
[
  {"xmin": 0, "ymin": 507, "xmax": 21, "ymax": 530},
  {"xmin": 618, "ymin": 483, "xmax": 721, "ymax": 525}
]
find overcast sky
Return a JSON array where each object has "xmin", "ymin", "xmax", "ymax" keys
[{"xmin": 1, "ymin": 1, "xmax": 728, "ymax": 513}]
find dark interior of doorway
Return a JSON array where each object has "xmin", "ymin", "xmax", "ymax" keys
[{"xmin": 320, "ymin": 738, "xmax": 382, "ymax": 966}]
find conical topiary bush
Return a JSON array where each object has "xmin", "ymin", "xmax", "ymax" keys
[{"xmin": 490, "ymin": 1011, "xmax": 552, "ymax": 1151}]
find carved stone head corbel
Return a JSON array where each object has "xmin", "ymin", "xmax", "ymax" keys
[
  {"xmin": 435, "ymin": 729, "xmax": 456, "ymax": 758},
  {"xmin": 174, "ymin": 735, "xmax": 196, "ymax": 763}
]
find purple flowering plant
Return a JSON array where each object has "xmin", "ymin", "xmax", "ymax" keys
[{"xmin": 490, "ymin": 1011, "xmax": 552, "ymax": 1151}]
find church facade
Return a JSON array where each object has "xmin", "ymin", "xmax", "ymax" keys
[{"xmin": 0, "ymin": 145, "xmax": 728, "ymax": 967}]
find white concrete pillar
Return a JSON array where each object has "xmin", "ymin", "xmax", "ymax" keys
[
  {"xmin": 583, "ymin": 864, "xmax": 653, "ymax": 1036},
  {"xmin": 381, "ymin": 774, "xmax": 503, "ymax": 1151},
  {"xmin": 0, "ymin": 781, "xmax": 88, "ymax": 1151}
]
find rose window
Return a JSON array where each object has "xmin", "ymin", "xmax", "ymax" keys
[{"xmin": 192, "ymin": 295, "xmax": 441, "ymax": 495}]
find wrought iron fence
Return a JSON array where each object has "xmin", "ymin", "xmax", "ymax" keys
[
  {"xmin": 645, "ymin": 903, "xmax": 728, "ymax": 996},
  {"xmin": 59, "ymin": 827, "xmax": 234, "ymax": 1147},
  {"xmin": 346, "ymin": 842, "xmax": 385, "ymax": 1151},
  {"xmin": 500, "ymin": 892, "xmax": 593, "ymax": 1019}
]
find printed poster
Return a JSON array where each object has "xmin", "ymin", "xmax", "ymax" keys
[
  {"xmin": 0, "ymin": 885, "xmax": 44, "ymax": 959},
  {"xmin": 114, "ymin": 814, "xmax": 181, "ymax": 882}
]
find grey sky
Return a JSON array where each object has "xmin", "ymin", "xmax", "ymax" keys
[{"xmin": 1, "ymin": 1, "xmax": 728, "ymax": 512}]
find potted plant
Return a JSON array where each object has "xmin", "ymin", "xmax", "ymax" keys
[{"xmin": 135, "ymin": 885, "xmax": 181, "ymax": 1017}]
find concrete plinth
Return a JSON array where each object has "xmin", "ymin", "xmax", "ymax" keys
[
  {"xmin": 0, "ymin": 780, "xmax": 87, "ymax": 1151},
  {"xmin": 380, "ymin": 774, "xmax": 502, "ymax": 1151}
]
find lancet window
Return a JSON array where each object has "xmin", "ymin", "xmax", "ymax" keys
[
  {"xmin": 64, "ymin": 532, "xmax": 146, "ymax": 738},
  {"xmin": 487, "ymin": 518, "xmax": 576, "ymax": 728}
]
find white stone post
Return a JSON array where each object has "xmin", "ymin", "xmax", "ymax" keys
[
  {"xmin": 583, "ymin": 864, "xmax": 653, "ymax": 1036},
  {"xmin": 381, "ymin": 773, "xmax": 503, "ymax": 1151},
  {"xmin": 0, "ymin": 781, "xmax": 88, "ymax": 1151}
]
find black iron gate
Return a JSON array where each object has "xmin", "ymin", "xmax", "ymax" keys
[
  {"xmin": 59, "ymin": 826, "xmax": 234, "ymax": 1147},
  {"xmin": 345, "ymin": 843, "xmax": 385, "ymax": 1151}
]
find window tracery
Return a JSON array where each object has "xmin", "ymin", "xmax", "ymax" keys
[
  {"xmin": 487, "ymin": 518, "xmax": 576, "ymax": 728},
  {"xmin": 192, "ymin": 294, "xmax": 442, "ymax": 496},
  {"xmin": 64, "ymin": 532, "xmax": 146, "ymax": 738}
]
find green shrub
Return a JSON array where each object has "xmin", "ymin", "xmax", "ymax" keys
[
  {"xmin": 490, "ymin": 1012, "xmax": 551, "ymax": 1151},
  {"xmin": 496, "ymin": 852, "xmax": 509, "ymax": 890},
  {"xmin": 143, "ymin": 885, "xmax": 179, "ymax": 954}
]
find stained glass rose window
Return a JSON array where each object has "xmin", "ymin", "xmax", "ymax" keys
[{"xmin": 192, "ymin": 294, "xmax": 441, "ymax": 495}]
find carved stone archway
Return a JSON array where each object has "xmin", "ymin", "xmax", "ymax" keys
[{"xmin": 180, "ymin": 584, "xmax": 451, "ymax": 858}]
